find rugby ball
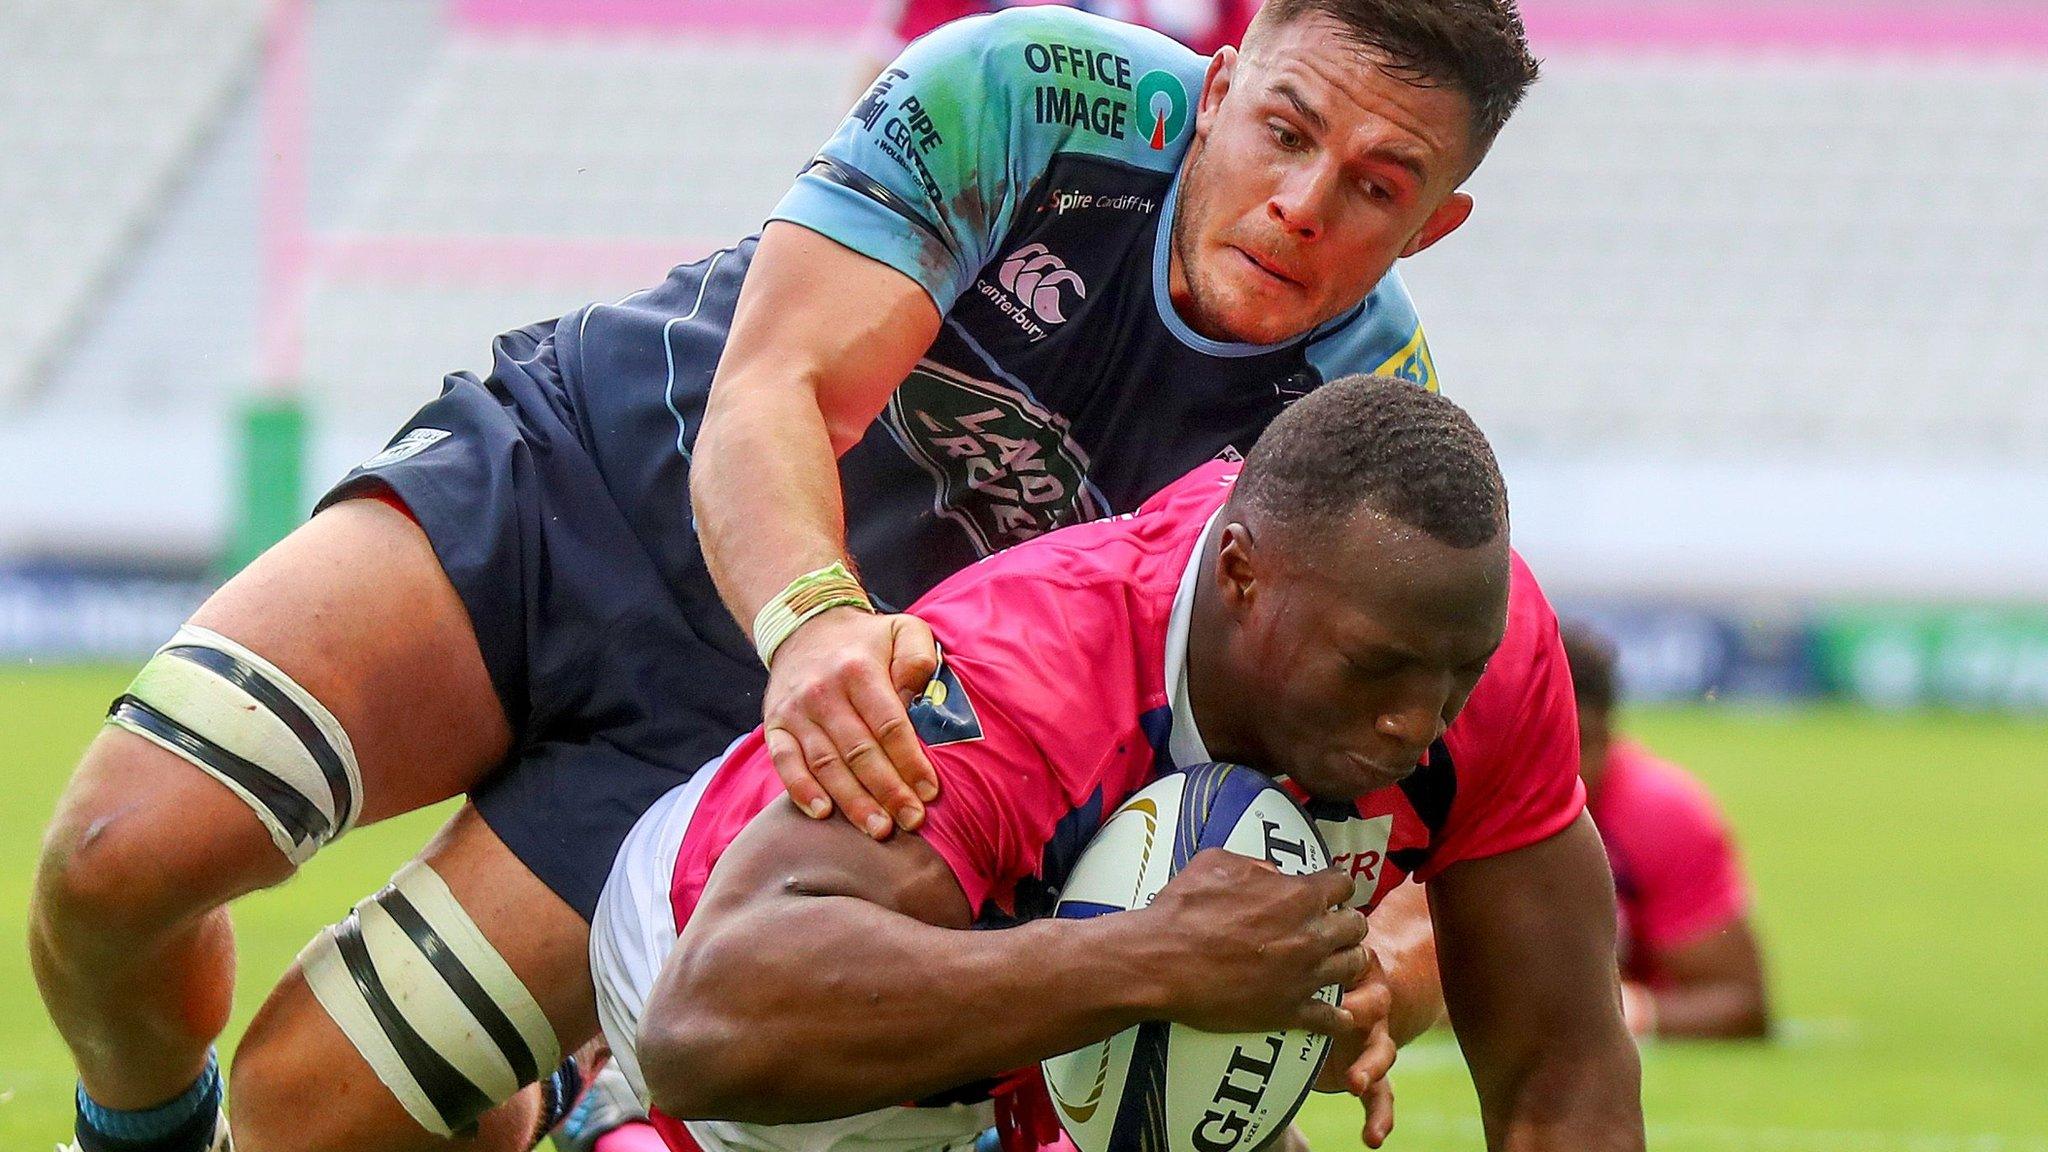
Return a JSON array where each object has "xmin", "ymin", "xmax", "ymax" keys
[{"xmin": 1041, "ymin": 763, "xmax": 1338, "ymax": 1152}]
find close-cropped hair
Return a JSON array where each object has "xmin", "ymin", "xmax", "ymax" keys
[
  {"xmin": 1246, "ymin": 0, "xmax": 1541, "ymax": 155},
  {"xmin": 1559, "ymin": 620, "xmax": 1622, "ymax": 716},
  {"xmin": 1235, "ymin": 374, "xmax": 1507, "ymax": 550}
]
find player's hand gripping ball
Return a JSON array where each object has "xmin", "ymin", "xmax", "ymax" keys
[{"xmin": 1042, "ymin": 764, "xmax": 1340, "ymax": 1152}]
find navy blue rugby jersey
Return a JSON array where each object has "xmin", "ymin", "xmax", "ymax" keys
[{"xmin": 554, "ymin": 6, "xmax": 1437, "ymax": 620}]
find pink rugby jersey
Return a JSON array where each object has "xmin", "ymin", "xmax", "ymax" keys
[
  {"xmin": 666, "ymin": 462, "xmax": 1582, "ymax": 932},
  {"xmin": 601, "ymin": 462, "xmax": 1584, "ymax": 1152},
  {"xmin": 1590, "ymin": 740, "xmax": 1753, "ymax": 983}
]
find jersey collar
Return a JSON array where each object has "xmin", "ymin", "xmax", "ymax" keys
[{"xmin": 1164, "ymin": 509, "xmax": 1221, "ymax": 766}]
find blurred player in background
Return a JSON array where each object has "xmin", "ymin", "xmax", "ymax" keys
[
  {"xmin": 1562, "ymin": 622, "xmax": 1772, "ymax": 1040},
  {"xmin": 29, "ymin": 3, "xmax": 1542, "ymax": 1151}
]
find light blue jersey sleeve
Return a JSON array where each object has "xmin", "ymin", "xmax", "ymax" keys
[
  {"xmin": 768, "ymin": 7, "xmax": 1206, "ymax": 313},
  {"xmin": 1306, "ymin": 269, "xmax": 1441, "ymax": 392}
]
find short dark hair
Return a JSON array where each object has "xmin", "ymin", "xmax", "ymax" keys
[
  {"xmin": 1558, "ymin": 620, "xmax": 1621, "ymax": 716},
  {"xmin": 1236, "ymin": 375, "xmax": 1506, "ymax": 550},
  {"xmin": 1248, "ymin": 0, "xmax": 1541, "ymax": 156}
]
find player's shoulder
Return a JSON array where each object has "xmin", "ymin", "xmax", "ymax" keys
[
  {"xmin": 909, "ymin": 5, "xmax": 1209, "ymax": 169},
  {"xmin": 920, "ymin": 461, "xmax": 1233, "ymax": 610},
  {"xmin": 1602, "ymin": 740, "xmax": 1732, "ymax": 833},
  {"xmin": 1303, "ymin": 268, "xmax": 1437, "ymax": 392},
  {"xmin": 907, "ymin": 464, "xmax": 1233, "ymax": 726},
  {"xmin": 1487, "ymin": 550, "xmax": 1565, "ymax": 686}
]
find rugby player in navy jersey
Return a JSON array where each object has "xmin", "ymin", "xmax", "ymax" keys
[{"xmin": 29, "ymin": 4, "xmax": 1561, "ymax": 1151}]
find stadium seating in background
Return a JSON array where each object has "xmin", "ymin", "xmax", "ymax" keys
[
  {"xmin": 301, "ymin": 32, "xmax": 850, "ymax": 418},
  {"xmin": 1400, "ymin": 54, "xmax": 2048, "ymax": 459},
  {"xmin": 0, "ymin": 0, "xmax": 267, "ymax": 403}
]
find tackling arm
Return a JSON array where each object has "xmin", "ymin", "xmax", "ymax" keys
[
  {"xmin": 1428, "ymin": 812, "xmax": 1645, "ymax": 1152},
  {"xmin": 691, "ymin": 222, "xmax": 947, "ymax": 832},
  {"xmin": 691, "ymin": 221, "xmax": 940, "ymax": 628},
  {"xmin": 636, "ymin": 801, "xmax": 1363, "ymax": 1125}
]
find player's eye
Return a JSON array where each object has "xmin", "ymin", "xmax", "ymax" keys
[
  {"xmin": 1269, "ymin": 120, "xmax": 1306, "ymax": 151},
  {"xmin": 1344, "ymin": 652, "xmax": 1401, "ymax": 680},
  {"xmin": 1361, "ymin": 180, "xmax": 1392, "ymax": 202}
]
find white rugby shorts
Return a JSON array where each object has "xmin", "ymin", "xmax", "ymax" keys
[{"xmin": 590, "ymin": 746, "xmax": 995, "ymax": 1152}]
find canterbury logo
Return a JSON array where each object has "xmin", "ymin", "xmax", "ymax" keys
[
  {"xmin": 1050, "ymin": 799, "xmax": 1159, "ymax": 1126},
  {"xmin": 996, "ymin": 243, "xmax": 1086, "ymax": 324}
]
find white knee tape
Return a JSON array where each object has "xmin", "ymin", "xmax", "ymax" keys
[
  {"xmin": 107, "ymin": 625, "xmax": 363, "ymax": 865},
  {"xmin": 300, "ymin": 860, "xmax": 562, "ymax": 1138}
]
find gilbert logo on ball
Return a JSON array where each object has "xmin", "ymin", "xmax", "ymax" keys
[{"xmin": 1043, "ymin": 764, "xmax": 1337, "ymax": 1152}]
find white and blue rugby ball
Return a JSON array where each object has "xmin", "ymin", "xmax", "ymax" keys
[{"xmin": 1041, "ymin": 763, "xmax": 1338, "ymax": 1152}]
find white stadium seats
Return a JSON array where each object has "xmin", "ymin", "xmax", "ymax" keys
[
  {"xmin": 0, "ymin": 0, "xmax": 266, "ymax": 403},
  {"xmin": 3, "ymin": 3, "xmax": 2044, "ymax": 595}
]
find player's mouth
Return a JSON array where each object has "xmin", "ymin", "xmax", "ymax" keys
[
  {"xmin": 1230, "ymin": 245, "xmax": 1304, "ymax": 289},
  {"xmin": 1338, "ymin": 751, "xmax": 1420, "ymax": 795}
]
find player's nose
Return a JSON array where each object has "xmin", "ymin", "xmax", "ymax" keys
[
  {"xmin": 1373, "ymin": 699, "xmax": 1443, "ymax": 758},
  {"xmin": 1267, "ymin": 164, "xmax": 1334, "ymax": 240}
]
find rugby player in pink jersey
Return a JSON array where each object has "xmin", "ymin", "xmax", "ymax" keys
[
  {"xmin": 589, "ymin": 379, "xmax": 1643, "ymax": 1152},
  {"xmin": 1560, "ymin": 624, "xmax": 1772, "ymax": 1041}
]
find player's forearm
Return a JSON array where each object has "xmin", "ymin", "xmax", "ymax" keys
[
  {"xmin": 689, "ymin": 222, "xmax": 940, "ymax": 634},
  {"xmin": 1432, "ymin": 818, "xmax": 1644, "ymax": 1152},
  {"xmin": 1489, "ymin": 1038, "xmax": 1645, "ymax": 1152},
  {"xmin": 1633, "ymin": 978, "xmax": 1771, "ymax": 1039},
  {"xmin": 1366, "ymin": 881, "xmax": 1443, "ymax": 1046},
  {"xmin": 692, "ymin": 366, "xmax": 855, "ymax": 630},
  {"xmin": 639, "ymin": 896, "xmax": 1165, "ymax": 1124}
]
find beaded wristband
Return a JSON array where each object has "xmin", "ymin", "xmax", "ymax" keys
[{"xmin": 753, "ymin": 561, "xmax": 875, "ymax": 668}]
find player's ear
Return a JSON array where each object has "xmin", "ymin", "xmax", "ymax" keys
[
  {"xmin": 1214, "ymin": 522, "xmax": 1260, "ymax": 616},
  {"xmin": 1195, "ymin": 46, "xmax": 1237, "ymax": 139},
  {"xmin": 1401, "ymin": 191, "xmax": 1473, "ymax": 259}
]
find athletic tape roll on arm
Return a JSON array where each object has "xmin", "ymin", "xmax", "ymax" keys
[{"xmin": 752, "ymin": 561, "xmax": 875, "ymax": 668}]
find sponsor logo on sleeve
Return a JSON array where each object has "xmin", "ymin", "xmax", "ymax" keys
[
  {"xmin": 851, "ymin": 68, "xmax": 906, "ymax": 131},
  {"xmin": 359, "ymin": 427, "xmax": 450, "ymax": 470},
  {"xmin": 908, "ymin": 658, "xmax": 983, "ymax": 746},
  {"xmin": 854, "ymin": 67, "xmax": 948, "ymax": 209},
  {"xmin": 1374, "ymin": 327, "xmax": 1439, "ymax": 392},
  {"xmin": 1134, "ymin": 69, "xmax": 1190, "ymax": 150}
]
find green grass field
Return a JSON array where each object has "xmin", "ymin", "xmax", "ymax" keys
[{"xmin": 5, "ymin": 664, "xmax": 2046, "ymax": 1150}]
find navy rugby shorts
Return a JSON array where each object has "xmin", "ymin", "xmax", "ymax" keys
[{"xmin": 318, "ymin": 321, "xmax": 767, "ymax": 919}]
